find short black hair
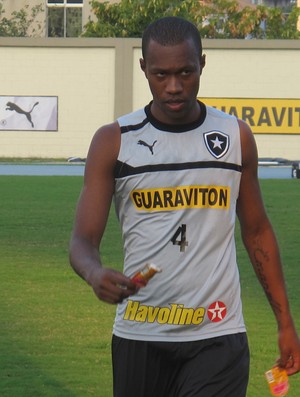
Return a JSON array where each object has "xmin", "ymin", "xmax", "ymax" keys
[{"xmin": 142, "ymin": 17, "xmax": 202, "ymax": 59}]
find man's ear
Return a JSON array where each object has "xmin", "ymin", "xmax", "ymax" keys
[
  {"xmin": 140, "ymin": 58, "xmax": 146, "ymax": 73},
  {"xmin": 200, "ymin": 54, "xmax": 206, "ymax": 75}
]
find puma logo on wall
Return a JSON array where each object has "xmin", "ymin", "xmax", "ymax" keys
[{"xmin": 6, "ymin": 101, "xmax": 39, "ymax": 128}]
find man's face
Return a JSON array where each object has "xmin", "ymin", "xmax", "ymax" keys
[{"xmin": 140, "ymin": 38, "xmax": 205, "ymax": 125}]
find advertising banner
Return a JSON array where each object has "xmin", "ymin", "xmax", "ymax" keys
[
  {"xmin": 0, "ymin": 96, "xmax": 58, "ymax": 131},
  {"xmin": 202, "ymin": 98, "xmax": 300, "ymax": 134}
]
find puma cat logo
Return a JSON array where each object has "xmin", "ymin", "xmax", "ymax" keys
[
  {"xmin": 6, "ymin": 101, "xmax": 39, "ymax": 128},
  {"xmin": 137, "ymin": 140, "xmax": 157, "ymax": 155}
]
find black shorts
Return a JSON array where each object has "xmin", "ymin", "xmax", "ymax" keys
[{"xmin": 112, "ymin": 333, "xmax": 249, "ymax": 397}]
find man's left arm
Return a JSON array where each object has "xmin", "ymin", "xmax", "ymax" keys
[{"xmin": 236, "ymin": 119, "xmax": 300, "ymax": 375}]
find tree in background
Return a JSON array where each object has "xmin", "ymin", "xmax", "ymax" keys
[
  {"xmin": 82, "ymin": 0, "xmax": 191, "ymax": 37},
  {"xmin": 82, "ymin": 0, "xmax": 300, "ymax": 39},
  {"xmin": 265, "ymin": 5, "xmax": 300, "ymax": 38},
  {"xmin": 0, "ymin": 1, "xmax": 44, "ymax": 37}
]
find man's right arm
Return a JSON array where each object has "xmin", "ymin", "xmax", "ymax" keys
[{"xmin": 69, "ymin": 123, "xmax": 137, "ymax": 304}]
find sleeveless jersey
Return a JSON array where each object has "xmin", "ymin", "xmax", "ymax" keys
[{"xmin": 113, "ymin": 101, "xmax": 246, "ymax": 342}]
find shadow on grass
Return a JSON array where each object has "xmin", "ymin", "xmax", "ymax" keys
[{"xmin": 1, "ymin": 341, "xmax": 77, "ymax": 397}]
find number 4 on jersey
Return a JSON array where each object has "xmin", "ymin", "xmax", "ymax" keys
[{"xmin": 171, "ymin": 224, "xmax": 189, "ymax": 252}]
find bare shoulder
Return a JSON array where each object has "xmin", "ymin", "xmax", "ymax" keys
[
  {"xmin": 89, "ymin": 121, "xmax": 120, "ymax": 158},
  {"xmin": 238, "ymin": 118, "xmax": 258, "ymax": 169},
  {"xmin": 85, "ymin": 121, "xmax": 121, "ymax": 175}
]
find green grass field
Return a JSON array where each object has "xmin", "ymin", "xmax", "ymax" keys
[{"xmin": 0, "ymin": 176, "xmax": 299, "ymax": 397}]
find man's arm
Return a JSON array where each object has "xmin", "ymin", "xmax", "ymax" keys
[
  {"xmin": 236, "ymin": 119, "xmax": 300, "ymax": 375},
  {"xmin": 69, "ymin": 122, "xmax": 137, "ymax": 304}
]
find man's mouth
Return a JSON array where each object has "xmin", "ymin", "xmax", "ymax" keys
[{"xmin": 165, "ymin": 100, "xmax": 185, "ymax": 112}]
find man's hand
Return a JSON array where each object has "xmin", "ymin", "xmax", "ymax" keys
[
  {"xmin": 88, "ymin": 267, "xmax": 138, "ymax": 304},
  {"xmin": 278, "ymin": 324, "xmax": 300, "ymax": 376}
]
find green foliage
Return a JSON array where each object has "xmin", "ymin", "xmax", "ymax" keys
[
  {"xmin": 0, "ymin": 1, "xmax": 44, "ymax": 37},
  {"xmin": 265, "ymin": 6, "xmax": 300, "ymax": 39},
  {"xmin": 83, "ymin": 0, "xmax": 192, "ymax": 38},
  {"xmin": 83, "ymin": 0, "xmax": 300, "ymax": 39}
]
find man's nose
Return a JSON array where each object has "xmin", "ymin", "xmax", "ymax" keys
[{"xmin": 166, "ymin": 75, "xmax": 183, "ymax": 94}]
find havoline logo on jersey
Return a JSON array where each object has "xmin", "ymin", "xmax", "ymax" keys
[
  {"xmin": 204, "ymin": 130, "xmax": 229, "ymax": 159},
  {"xmin": 123, "ymin": 300, "xmax": 228, "ymax": 325}
]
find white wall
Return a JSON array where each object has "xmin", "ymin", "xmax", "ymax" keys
[
  {"xmin": 0, "ymin": 42, "xmax": 115, "ymax": 158},
  {"xmin": 0, "ymin": 38, "xmax": 299, "ymax": 160}
]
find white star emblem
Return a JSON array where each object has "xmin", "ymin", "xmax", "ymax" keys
[
  {"xmin": 208, "ymin": 301, "xmax": 226, "ymax": 321},
  {"xmin": 211, "ymin": 136, "xmax": 224, "ymax": 149}
]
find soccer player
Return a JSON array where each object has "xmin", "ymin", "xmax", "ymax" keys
[{"xmin": 69, "ymin": 16, "xmax": 300, "ymax": 396}]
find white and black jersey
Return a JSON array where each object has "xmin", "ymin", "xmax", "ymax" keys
[{"xmin": 113, "ymin": 101, "xmax": 246, "ymax": 342}]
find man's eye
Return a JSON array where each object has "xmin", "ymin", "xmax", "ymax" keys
[
  {"xmin": 156, "ymin": 72, "xmax": 166, "ymax": 77},
  {"xmin": 182, "ymin": 70, "xmax": 191, "ymax": 76}
]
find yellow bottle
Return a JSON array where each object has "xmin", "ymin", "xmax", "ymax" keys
[{"xmin": 265, "ymin": 366, "xmax": 289, "ymax": 396}]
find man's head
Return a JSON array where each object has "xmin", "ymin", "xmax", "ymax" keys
[
  {"xmin": 140, "ymin": 17, "xmax": 205, "ymax": 125},
  {"xmin": 142, "ymin": 16, "xmax": 202, "ymax": 60}
]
